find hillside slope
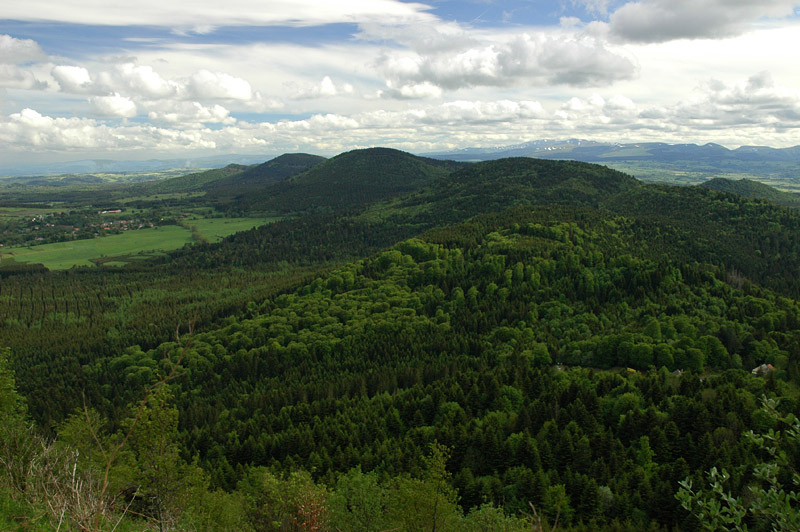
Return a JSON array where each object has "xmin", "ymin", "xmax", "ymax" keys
[
  {"xmin": 99, "ymin": 203, "xmax": 800, "ymax": 528},
  {"xmin": 698, "ymin": 177, "xmax": 800, "ymax": 206},
  {"xmin": 206, "ymin": 153, "xmax": 326, "ymax": 202},
  {"xmin": 232, "ymin": 147, "xmax": 466, "ymax": 213},
  {"xmin": 603, "ymin": 184, "xmax": 800, "ymax": 297},
  {"xmin": 379, "ymin": 157, "xmax": 639, "ymax": 225},
  {"xmin": 166, "ymin": 153, "xmax": 800, "ymax": 300},
  {"xmin": 167, "ymin": 156, "xmax": 640, "ymax": 270},
  {"xmin": 144, "ymin": 163, "xmax": 249, "ymax": 194}
]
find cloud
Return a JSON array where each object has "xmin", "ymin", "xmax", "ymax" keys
[
  {"xmin": 372, "ymin": 27, "xmax": 637, "ymax": 92},
  {"xmin": 292, "ymin": 76, "xmax": 354, "ymax": 99},
  {"xmin": 147, "ymin": 101, "xmax": 236, "ymax": 126},
  {"xmin": 51, "ymin": 61, "xmax": 267, "ymax": 109},
  {"xmin": 533, "ymin": 34, "xmax": 638, "ymax": 86},
  {"xmin": 674, "ymin": 71, "xmax": 800, "ymax": 127},
  {"xmin": 0, "ymin": 64, "xmax": 49, "ymax": 90},
  {"xmin": 180, "ymin": 70, "xmax": 253, "ymax": 100},
  {"xmin": 4, "ymin": 74, "xmax": 798, "ymax": 158},
  {"xmin": 95, "ymin": 63, "xmax": 177, "ymax": 99},
  {"xmin": 89, "ymin": 93, "xmax": 138, "ymax": 118},
  {"xmin": 0, "ymin": 34, "xmax": 47, "ymax": 65},
  {"xmin": 0, "ymin": 36, "xmax": 48, "ymax": 89},
  {"xmin": 243, "ymin": 93, "xmax": 285, "ymax": 112},
  {"xmin": 0, "ymin": 98, "xmax": 549, "ymax": 155},
  {"xmin": 414, "ymin": 99, "xmax": 547, "ymax": 124},
  {"xmin": 52, "ymin": 65, "xmax": 94, "ymax": 93},
  {"xmin": 547, "ymin": 72, "xmax": 800, "ymax": 141},
  {"xmin": 380, "ymin": 82, "xmax": 443, "ymax": 100},
  {"xmin": 2, "ymin": 0, "xmax": 435, "ymax": 32},
  {"xmin": 0, "ymin": 108, "xmax": 218, "ymax": 151},
  {"xmin": 608, "ymin": 0, "xmax": 799, "ymax": 43},
  {"xmin": 1, "ymin": 109, "xmax": 113, "ymax": 149}
]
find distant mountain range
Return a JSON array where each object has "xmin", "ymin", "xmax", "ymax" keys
[
  {"xmin": 3, "ymin": 139, "xmax": 799, "ymax": 183},
  {"xmin": 426, "ymin": 139, "xmax": 800, "ymax": 163},
  {"xmin": 0, "ymin": 154, "xmax": 271, "ymax": 178}
]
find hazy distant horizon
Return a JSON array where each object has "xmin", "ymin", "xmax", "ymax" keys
[{"xmin": 4, "ymin": 136, "xmax": 800, "ymax": 178}]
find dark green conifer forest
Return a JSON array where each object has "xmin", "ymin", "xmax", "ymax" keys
[{"xmin": 2, "ymin": 149, "xmax": 799, "ymax": 531}]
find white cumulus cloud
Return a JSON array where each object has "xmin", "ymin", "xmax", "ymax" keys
[
  {"xmin": 608, "ymin": 0, "xmax": 799, "ymax": 43},
  {"xmin": 1, "ymin": 109, "xmax": 107, "ymax": 149},
  {"xmin": 372, "ymin": 27, "xmax": 637, "ymax": 93},
  {"xmin": 0, "ymin": 108, "xmax": 219, "ymax": 151},
  {"xmin": 292, "ymin": 76, "xmax": 355, "ymax": 99},
  {"xmin": 674, "ymin": 71, "xmax": 800, "ymax": 127},
  {"xmin": 0, "ymin": 35, "xmax": 48, "ymax": 90},
  {"xmin": 3, "ymin": 72, "xmax": 799, "ymax": 160},
  {"xmin": 417, "ymin": 99, "xmax": 547, "ymax": 124},
  {"xmin": 147, "ymin": 101, "xmax": 236, "ymax": 126},
  {"xmin": 50, "ymin": 61, "xmax": 270, "ymax": 110},
  {"xmin": 0, "ymin": 34, "xmax": 47, "ymax": 64},
  {"xmin": 51, "ymin": 65, "xmax": 94, "ymax": 93},
  {"xmin": 545, "ymin": 72, "xmax": 800, "ymax": 144},
  {"xmin": 89, "ymin": 93, "xmax": 138, "ymax": 117},
  {"xmin": 95, "ymin": 63, "xmax": 177, "ymax": 99},
  {"xmin": 380, "ymin": 81, "xmax": 443, "ymax": 100},
  {"xmin": 181, "ymin": 69, "xmax": 253, "ymax": 100},
  {"xmin": 0, "ymin": 64, "xmax": 48, "ymax": 90}
]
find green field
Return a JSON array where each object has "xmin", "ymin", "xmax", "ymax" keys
[
  {"xmin": 188, "ymin": 216, "xmax": 282, "ymax": 241},
  {"xmin": 119, "ymin": 191, "xmax": 206, "ymax": 203},
  {"xmin": 604, "ymin": 161, "xmax": 800, "ymax": 192},
  {"xmin": 0, "ymin": 207, "xmax": 61, "ymax": 219},
  {"xmin": 0, "ymin": 226, "xmax": 192, "ymax": 269},
  {"xmin": 0, "ymin": 216, "xmax": 278, "ymax": 269}
]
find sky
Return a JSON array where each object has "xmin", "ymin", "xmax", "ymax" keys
[{"xmin": 1, "ymin": 0, "xmax": 800, "ymax": 164}]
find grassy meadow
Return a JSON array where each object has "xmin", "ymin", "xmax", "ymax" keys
[
  {"xmin": 188, "ymin": 216, "xmax": 281, "ymax": 241},
  {"xmin": 0, "ymin": 207, "xmax": 61, "ymax": 219},
  {"xmin": 0, "ymin": 216, "xmax": 277, "ymax": 269}
]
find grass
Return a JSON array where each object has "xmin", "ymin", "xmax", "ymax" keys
[
  {"xmin": 119, "ymin": 191, "xmax": 206, "ymax": 203},
  {"xmin": 0, "ymin": 207, "xmax": 62, "ymax": 219},
  {"xmin": 0, "ymin": 216, "xmax": 279, "ymax": 270},
  {"xmin": 1, "ymin": 225, "xmax": 193, "ymax": 269},
  {"xmin": 189, "ymin": 216, "xmax": 282, "ymax": 241}
]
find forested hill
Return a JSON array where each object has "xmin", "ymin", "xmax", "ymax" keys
[
  {"xmin": 138, "ymin": 153, "xmax": 327, "ymax": 197},
  {"xmin": 165, "ymin": 156, "xmax": 641, "ymax": 272},
  {"xmin": 143, "ymin": 163, "xmax": 250, "ymax": 194},
  {"xmin": 227, "ymin": 147, "xmax": 467, "ymax": 214},
  {"xmin": 698, "ymin": 177, "xmax": 800, "ymax": 206},
  {"xmin": 381, "ymin": 157, "xmax": 641, "ymax": 226},
  {"xmin": 165, "ymin": 154, "xmax": 800, "ymax": 301},
  {"xmin": 88, "ymin": 203, "xmax": 800, "ymax": 529},
  {"xmin": 206, "ymin": 153, "xmax": 327, "ymax": 202},
  {"xmin": 603, "ymin": 185, "xmax": 800, "ymax": 297}
]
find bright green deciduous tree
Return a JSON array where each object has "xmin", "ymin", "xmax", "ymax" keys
[
  {"xmin": 238, "ymin": 468, "xmax": 329, "ymax": 532},
  {"xmin": 0, "ymin": 346, "xmax": 31, "ymax": 497},
  {"xmin": 389, "ymin": 443, "xmax": 461, "ymax": 532},
  {"xmin": 328, "ymin": 466, "xmax": 391, "ymax": 532},
  {"xmin": 125, "ymin": 385, "xmax": 203, "ymax": 531}
]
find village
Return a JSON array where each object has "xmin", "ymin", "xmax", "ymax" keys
[{"xmin": 0, "ymin": 207, "xmax": 173, "ymax": 248}]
